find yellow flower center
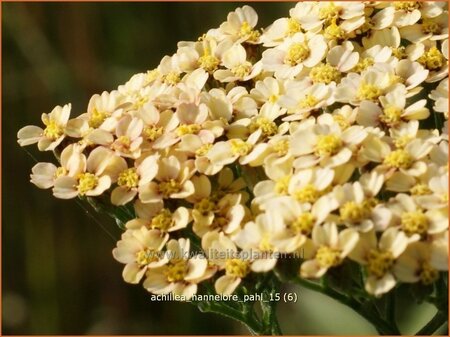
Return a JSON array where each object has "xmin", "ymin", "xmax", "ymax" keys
[
  {"xmin": 135, "ymin": 248, "xmax": 158, "ymax": 266},
  {"xmin": 420, "ymin": 261, "xmax": 439, "ymax": 285},
  {"xmin": 249, "ymin": 117, "xmax": 278, "ymax": 137},
  {"xmin": 392, "ymin": 46, "xmax": 407, "ymax": 59},
  {"xmin": 225, "ymin": 259, "xmax": 250, "ymax": 278},
  {"xmin": 319, "ymin": 3, "xmax": 340, "ymax": 22},
  {"xmin": 211, "ymin": 216, "xmax": 228, "ymax": 230},
  {"xmin": 77, "ymin": 173, "xmax": 98, "ymax": 195},
  {"xmin": 380, "ymin": 106, "xmax": 403, "ymax": 125},
  {"xmin": 316, "ymin": 246, "xmax": 342, "ymax": 268},
  {"xmin": 143, "ymin": 125, "xmax": 164, "ymax": 141},
  {"xmin": 290, "ymin": 212, "xmax": 315, "ymax": 235},
  {"xmin": 422, "ymin": 19, "xmax": 441, "ymax": 34},
  {"xmin": 310, "ymin": 63, "xmax": 341, "ymax": 84},
  {"xmin": 259, "ymin": 234, "xmax": 274, "ymax": 252},
  {"xmin": 199, "ymin": 51, "xmax": 220, "ymax": 72},
  {"xmin": 230, "ymin": 139, "xmax": 252, "ymax": 156},
  {"xmin": 274, "ymin": 175, "xmax": 291, "ymax": 195},
  {"xmin": 163, "ymin": 72, "xmax": 181, "ymax": 85},
  {"xmin": 333, "ymin": 115, "xmax": 350, "ymax": 130},
  {"xmin": 353, "ymin": 57, "xmax": 374, "ymax": 73},
  {"xmin": 285, "ymin": 43, "xmax": 310, "ymax": 66},
  {"xmin": 132, "ymin": 94, "xmax": 149, "ymax": 109},
  {"xmin": 195, "ymin": 143, "xmax": 213, "ymax": 156},
  {"xmin": 394, "ymin": 135, "xmax": 412, "ymax": 148},
  {"xmin": 324, "ymin": 20, "xmax": 346, "ymax": 40},
  {"xmin": 410, "ymin": 184, "xmax": 432, "ymax": 196},
  {"xmin": 239, "ymin": 21, "xmax": 260, "ymax": 42},
  {"xmin": 401, "ymin": 210, "xmax": 429, "ymax": 236},
  {"xmin": 54, "ymin": 167, "xmax": 67, "ymax": 178},
  {"xmin": 268, "ymin": 94, "xmax": 279, "ymax": 104},
  {"xmin": 194, "ymin": 198, "xmax": 216, "ymax": 215},
  {"xmin": 394, "ymin": 1, "xmax": 420, "ymax": 11},
  {"xmin": 294, "ymin": 184, "xmax": 320, "ymax": 203},
  {"xmin": 150, "ymin": 208, "xmax": 173, "ymax": 231},
  {"xmin": 358, "ymin": 82, "xmax": 382, "ymax": 101},
  {"xmin": 418, "ymin": 47, "xmax": 446, "ymax": 70},
  {"xmin": 273, "ymin": 139, "xmax": 289, "ymax": 156},
  {"xmin": 159, "ymin": 179, "xmax": 182, "ymax": 198},
  {"xmin": 232, "ymin": 62, "xmax": 252, "ymax": 78},
  {"xmin": 43, "ymin": 120, "xmax": 64, "ymax": 140},
  {"xmin": 146, "ymin": 69, "xmax": 160, "ymax": 83},
  {"xmin": 88, "ymin": 108, "xmax": 109, "ymax": 128},
  {"xmin": 367, "ymin": 249, "xmax": 394, "ymax": 278},
  {"xmin": 384, "ymin": 149, "xmax": 413, "ymax": 169},
  {"xmin": 118, "ymin": 168, "xmax": 139, "ymax": 189},
  {"xmin": 164, "ymin": 259, "xmax": 188, "ymax": 282},
  {"xmin": 298, "ymin": 94, "xmax": 318, "ymax": 109},
  {"xmin": 287, "ymin": 17, "xmax": 302, "ymax": 36},
  {"xmin": 176, "ymin": 124, "xmax": 202, "ymax": 136},
  {"xmin": 340, "ymin": 201, "xmax": 369, "ymax": 223},
  {"xmin": 315, "ymin": 134, "xmax": 342, "ymax": 156}
]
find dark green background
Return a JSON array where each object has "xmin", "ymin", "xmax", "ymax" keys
[{"xmin": 2, "ymin": 2, "xmax": 439, "ymax": 335}]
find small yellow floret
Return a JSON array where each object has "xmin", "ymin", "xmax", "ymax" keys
[
  {"xmin": 315, "ymin": 134, "xmax": 342, "ymax": 156},
  {"xmin": 225, "ymin": 259, "xmax": 250, "ymax": 278},
  {"xmin": 384, "ymin": 149, "xmax": 413, "ymax": 169},
  {"xmin": 285, "ymin": 43, "xmax": 310, "ymax": 66},
  {"xmin": 316, "ymin": 246, "xmax": 342, "ymax": 268},
  {"xmin": 367, "ymin": 249, "xmax": 394, "ymax": 278},
  {"xmin": 77, "ymin": 173, "xmax": 98, "ymax": 195},
  {"xmin": 401, "ymin": 210, "xmax": 429, "ymax": 236},
  {"xmin": 118, "ymin": 168, "xmax": 139, "ymax": 189}
]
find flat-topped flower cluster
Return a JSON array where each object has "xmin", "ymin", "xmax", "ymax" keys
[{"xmin": 18, "ymin": 2, "xmax": 448, "ymax": 299}]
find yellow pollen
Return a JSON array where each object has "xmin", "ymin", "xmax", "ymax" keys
[
  {"xmin": 118, "ymin": 135, "xmax": 131, "ymax": 147},
  {"xmin": 316, "ymin": 246, "xmax": 342, "ymax": 268},
  {"xmin": 164, "ymin": 259, "xmax": 188, "ymax": 282},
  {"xmin": 285, "ymin": 43, "xmax": 310, "ymax": 66},
  {"xmin": 410, "ymin": 184, "xmax": 432, "ymax": 196},
  {"xmin": 268, "ymin": 94, "xmax": 279, "ymax": 104},
  {"xmin": 159, "ymin": 179, "xmax": 182, "ymax": 198},
  {"xmin": 88, "ymin": 108, "xmax": 109, "ymax": 128},
  {"xmin": 394, "ymin": 1, "xmax": 420, "ymax": 11},
  {"xmin": 225, "ymin": 259, "xmax": 250, "ymax": 278},
  {"xmin": 273, "ymin": 139, "xmax": 289, "ymax": 156},
  {"xmin": 133, "ymin": 94, "xmax": 149, "ymax": 109},
  {"xmin": 118, "ymin": 168, "xmax": 139, "ymax": 189},
  {"xmin": 146, "ymin": 69, "xmax": 160, "ymax": 84},
  {"xmin": 290, "ymin": 212, "xmax": 315, "ymax": 235},
  {"xmin": 340, "ymin": 201, "xmax": 369, "ymax": 223},
  {"xmin": 163, "ymin": 72, "xmax": 181, "ymax": 85},
  {"xmin": 380, "ymin": 106, "xmax": 403, "ymax": 125},
  {"xmin": 363, "ymin": 197, "xmax": 379, "ymax": 210},
  {"xmin": 150, "ymin": 208, "xmax": 172, "ymax": 231},
  {"xmin": 299, "ymin": 94, "xmax": 318, "ymax": 109},
  {"xmin": 230, "ymin": 139, "xmax": 252, "ymax": 156},
  {"xmin": 310, "ymin": 63, "xmax": 341, "ymax": 84},
  {"xmin": 392, "ymin": 47, "xmax": 407, "ymax": 59},
  {"xmin": 418, "ymin": 47, "xmax": 445, "ymax": 70},
  {"xmin": 353, "ymin": 57, "xmax": 374, "ymax": 73},
  {"xmin": 315, "ymin": 134, "xmax": 342, "ymax": 156},
  {"xmin": 333, "ymin": 115, "xmax": 350, "ymax": 130},
  {"xmin": 394, "ymin": 135, "xmax": 412, "ymax": 148},
  {"xmin": 287, "ymin": 17, "xmax": 302, "ymax": 36},
  {"xmin": 135, "ymin": 248, "xmax": 158, "ymax": 266},
  {"xmin": 195, "ymin": 143, "xmax": 213, "ymax": 156},
  {"xmin": 358, "ymin": 82, "xmax": 382, "ymax": 101},
  {"xmin": 199, "ymin": 52, "xmax": 220, "ymax": 72},
  {"xmin": 259, "ymin": 235, "xmax": 273, "ymax": 251},
  {"xmin": 367, "ymin": 249, "xmax": 394, "ymax": 278},
  {"xmin": 77, "ymin": 173, "xmax": 98, "ymax": 195},
  {"xmin": 294, "ymin": 184, "xmax": 320, "ymax": 203},
  {"xmin": 249, "ymin": 117, "xmax": 278, "ymax": 137},
  {"xmin": 401, "ymin": 210, "xmax": 429, "ymax": 236},
  {"xmin": 54, "ymin": 167, "xmax": 67, "ymax": 178},
  {"xmin": 422, "ymin": 19, "xmax": 441, "ymax": 35},
  {"xmin": 176, "ymin": 124, "xmax": 201, "ymax": 136},
  {"xmin": 232, "ymin": 62, "xmax": 252, "ymax": 78},
  {"xmin": 384, "ymin": 149, "xmax": 413, "ymax": 169},
  {"xmin": 274, "ymin": 175, "xmax": 290, "ymax": 195},
  {"xmin": 239, "ymin": 21, "xmax": 260, "ymax": 42},
  {"xmin": 420, "ymin": 261, "xmax": 439, "ymax": 285},
  {"xmin": 194, "ymin": 198, "xmax": 216, "ymax": 215},
  {"xmin": 43, "ymin": 120, "xmax": 64, "ymax": 140},
  {"xmin": 324, "ymin": 20, "xmax": 346, "ymax": 40},
  {"xmin": 143, "ymin": 125, "xmax": 164, "ymax": 141},
  {"xmin": 211, "ymin": 216, "xmax": 228, "ymax": 229},
  {"xmin": 319, "ymin": 3, "xmax": 340, "ymax": 22}
]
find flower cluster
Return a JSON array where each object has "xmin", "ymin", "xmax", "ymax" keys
[{"xmin": 18, "ymin": 2, "xmax": 448, "ymax": 299}]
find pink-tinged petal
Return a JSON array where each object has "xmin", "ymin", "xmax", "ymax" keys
[
  {"xmin": 87, "ymin": 147, "xmax": 114, "ymax": 174},
  {"xmin": 53, "ymin": 176, "xmax": 78, "ymax": 199},
  {"xmin": 138, "ymin": 154, "xmax": 159, "ymax": 185},
  {"xmin": 300, "ymin": 259, "xmax": 327, "ymax": 279},
  {"xmin": 122, "ymin": 263, "xmax": 146, "ymax": 284},
  {"xmin": 185, "ymin": 256, "xmax": 208, "ymax": 281},
  {"xmin": 215, "ymin": 275, "xmax": 241, "ymax": 295},
  {"xmin": 143, "ymin": 269, "xmax": 174, "ymax": 294},
  {"xmin": 365, "ymin": 273, "xmax": 396, "ymax": 297},
  {"xmin": 111, "ymin": 186, "xmax": 137, "ymax": 206},
  {"xmin": 86, "ymin": 175, "xmax": 111, "ymax": 196},
  {"xmin": 251, "ymin": 257, "xmax": 277, "ymax": 272},
  {"xmin": 138, "ymin": 182, "xmax": 162, "ymax": 204},
  {"xmin": 17, "ymin": 125, "xmax": 43, "ymax": 146},
  {"xmin": 30, "ymin": 162, "xmax": 57, "ymax": 189},
  {"xmin": 112, "ymin": 247, "xmax": 136, "ymax": 264},
  {"xmin": 87, "ymin": 129, "xmax": 113, "ymax": 145}
]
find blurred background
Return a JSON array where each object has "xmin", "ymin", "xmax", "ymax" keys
[{"xmin": 2, "ymin": 2, "xmax": 440, "ymax": 335}]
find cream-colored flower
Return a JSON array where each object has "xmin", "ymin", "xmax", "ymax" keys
[
  {"xmin": 18, "ymin": 103, "xmax": 71, "ymax": 151},
  {"xmin": 53, "ymin": 146, "xmax": 126, "ymax": 199},
  {"xmin": 218, "ymin": 5, "xmax": 260, "ymax": 44},
  {"xmin": 400, "ymin": 12, "xmax": 448, "ymax": 43},
  {"xmin": 349, "ymin": 228, "xmax": 408, "ymax": 296},
  {"xmin": 250, "ymin": 77, "xmax": 285, "ymax": 107},
  {"xmin": 143, "ymin": 238, "xmax": 213, "ymax": 300},
  {"xmin": 429, "ymin": 78, "xmax": 449, "ymax": 118},
  {"xmin": 301, "ymin": 222, "xmax": 359, "ymax": 278},
  {"xmin": 262, "ymin": 32, "xmax": 327, "ymax": 79},
  {"xmin": 112, "ymin": 226, "xmax": 169, "ymax": 284}
]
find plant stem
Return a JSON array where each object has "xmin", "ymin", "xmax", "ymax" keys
[{"xmin": 416, "ymin": 310, "xmax": 447, "ymax": 336}]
